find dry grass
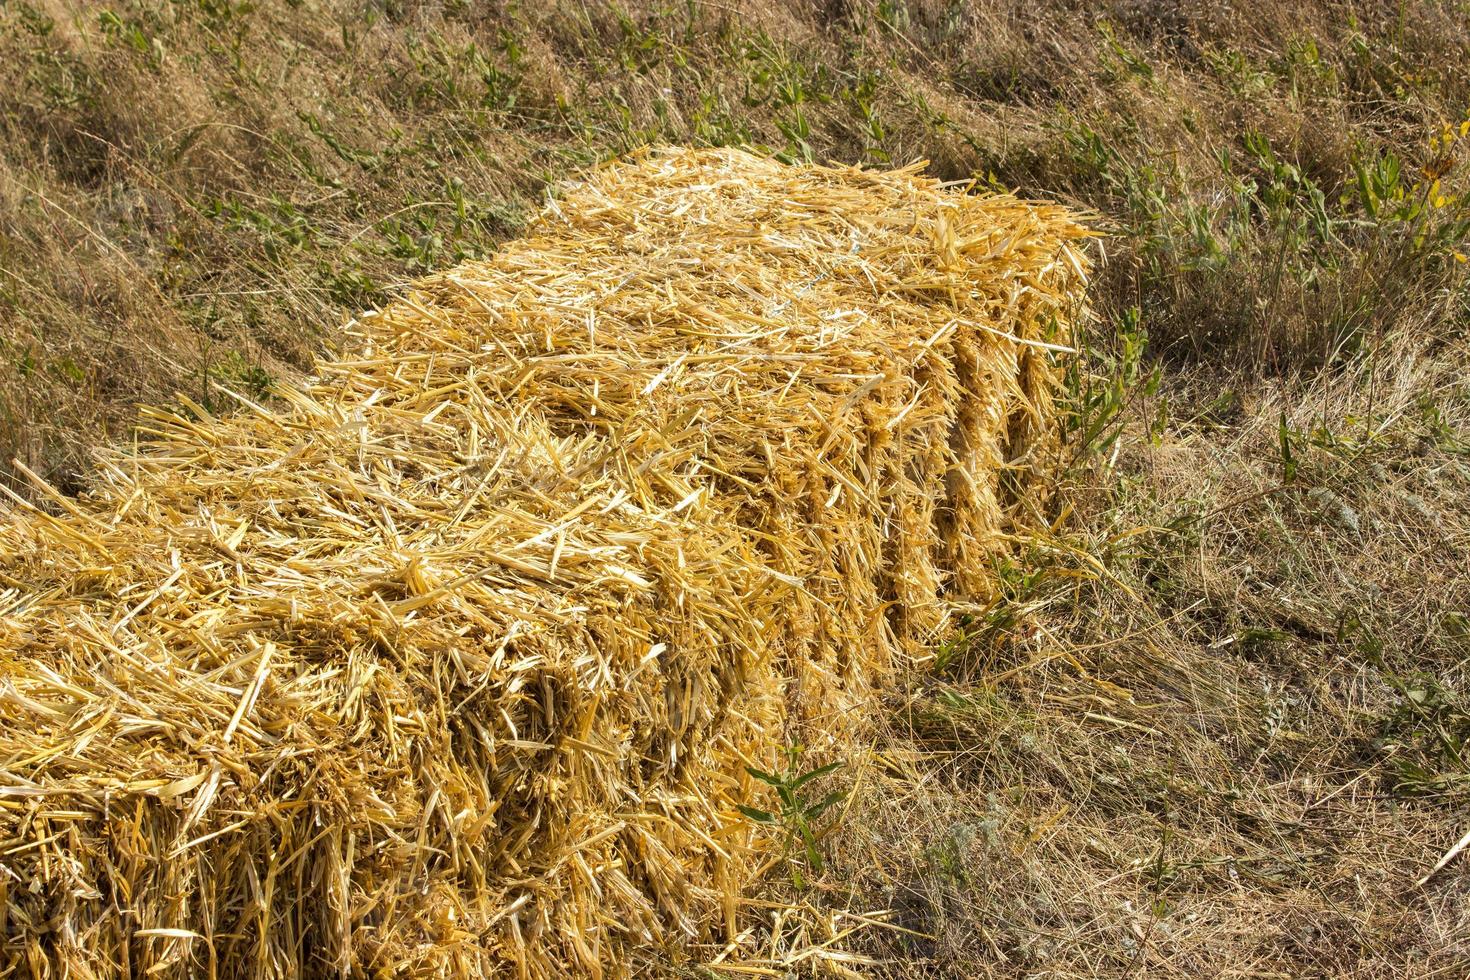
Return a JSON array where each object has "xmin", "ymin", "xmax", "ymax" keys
[{"xmin": 838, "ymin": 335, "xmax": 1470, "ymax": 976}]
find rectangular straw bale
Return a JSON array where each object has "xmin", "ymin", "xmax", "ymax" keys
[{"xmin": 0, "ymin": 147, "xmax": 1090, "ymax": 977}]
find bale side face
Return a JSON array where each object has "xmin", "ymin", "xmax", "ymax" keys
[{"xmin": 0, "ymin": 148, "xmax": 1089, "ymax": 977}]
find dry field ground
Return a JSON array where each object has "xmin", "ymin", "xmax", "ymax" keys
[{"xmin": 2, "ymin": 1, "xmax": 1469, "ymax": 976}]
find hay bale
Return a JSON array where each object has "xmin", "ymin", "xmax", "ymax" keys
[{"xmin": 0, "ymin": 147, "xmax": 1090, "ymax": 977}]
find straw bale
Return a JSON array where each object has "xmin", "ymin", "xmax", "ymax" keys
[{"xmin": 0, "ymin": 147, "xmax": 1089, "ymax": 977}]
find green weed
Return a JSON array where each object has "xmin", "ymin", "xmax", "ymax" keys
[
  {"xmin": 1376, "ymin": 673, "xmax": 1470, "ymax": 801},
  {"xmin": 738, "ymin": 745, "xmax": 846, "ymax": 889},
  {"xmin": 1063, "ymin": 306, "xmax": 1160, "ymax": 468}
]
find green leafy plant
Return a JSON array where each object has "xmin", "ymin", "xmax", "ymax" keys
[
  {"xmin": 1064, "ymin": 305, "xmax": 1160, "ymax": 469},
  {"xmin": 737, "ymin": 746, "xmax": 846, "ymax": 888},
  {"xmin": 1278, "ymin": 411, "xmax": 1300, "ymax": 483},
  {"xmin": 1376, "ymin": 671, "xmax": 1470, "ymax": 801},
  {"xmin": 932, "ymin": 614, "xmax": 975, "ymax": 673},
  {"xmin": 1099, "ymin": 21, "xmax": 1154, "ymax": 82}
]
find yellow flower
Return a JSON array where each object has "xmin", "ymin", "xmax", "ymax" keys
[
  {"xmin": 1461, "ymin": 120, "xmax": 1470, "ymax": 138},
  {"xmin": 1457, "ymin": 252, "xmax": 1470, "ymax": 264}
]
